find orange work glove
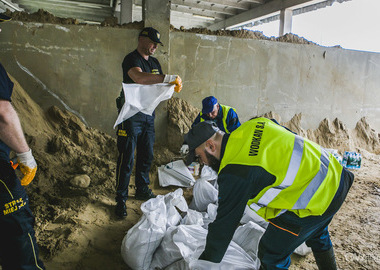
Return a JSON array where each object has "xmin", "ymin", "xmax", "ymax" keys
[
  {"xmin": 16, "ymin": 149, "xmax": 37, "ymax": 186},
  {"xmin": 164, "ymin": 75, "xmax": 183, "ymax": 93}
]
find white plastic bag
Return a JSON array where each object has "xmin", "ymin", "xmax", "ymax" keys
[
  {"xmin": 114, "ymin": 83, "xmax": 174, "ymax": 128},
  {"xmin": 158, "ymin": 160, "xmax": 195, "ymax": 187},
  {"xmin": 121, "ymin": 196, "xmax": 167, "ymax": 270},
  {"xmin": 189, "ymin": 241, "xmax": 257, "ymax": 270},
  {"xmin": 240, "ymin": 205, "xmax": 268, "ymax": 229},
  {"xmin": 150, "ymin": 227, "xmax": 180, "ymax": 269},
  {"xmin": 164, "ymin": 259, "xmax": 190, "ymax": 270},
  {"xmin": 232, "ymin": 221, "xmax": 265, "ymax": 263},
  {"xmin": 121, "ymin": 189, "xmax": 188, "ymax": 270},
  {"xmin": 293, "ymin": 242, "xmax": 312, "ymax": 256},
  {"xmin": 200, "ymin": 165, "xmax": 218, "ymax": 181},
  {"xmin": 164, "ymin": 188, "xmax": 188, "ymax": 229},
  {"xmin": 201, "ymin": 203, "xmax": 218, "ymax": 229},
  {"xmin": 181, "ymin": 209, "xmax": 204, "ymax": 226},
  {"xmin": 189, "ymin": 178, "xmax": 218, "ymax": 212},
  {"xmin": 151, "ymin": 225, "xmax": 208, "ymax": 269}
]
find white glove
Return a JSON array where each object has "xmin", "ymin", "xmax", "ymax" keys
[
  {"xmin": 179, "ymin": 144, "xmax": 189, "ymax": 155},
  {"xmin": 163, "ymin": 75, "xmax": 177, "ymax": 83},
  {"xmin": 16, "ymin": 149, "xmax": 37, "ymax": 186}
]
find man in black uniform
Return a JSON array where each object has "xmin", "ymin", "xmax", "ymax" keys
[
  {"xmin": 115, "ymin": 27, "xmax": 182, "ymax": 218},
  {"xmin": 0, "ymin": 13, "xmax": 45, "ymax": 269}
]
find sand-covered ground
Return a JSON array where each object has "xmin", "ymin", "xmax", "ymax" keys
[{"xmin": 4, "ymin": 75, "xmax": 380, "ymax": 270}]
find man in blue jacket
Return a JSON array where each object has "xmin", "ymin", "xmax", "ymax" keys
[
  {"xmin": 192, "ymin": 96, "xmax": 240, "ymax": 133},
  {"xmin": 181, "ymin": 96, "xmax": 240, "ymax": 155}
]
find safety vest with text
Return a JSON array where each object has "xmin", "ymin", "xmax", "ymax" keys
[
  {"xmin": 218, "ymin": 118, "xmax": 343, "ymax": 220},
  {"xmin": 200, "ymin": 104, "xmax": 236, "ymax": 133}
]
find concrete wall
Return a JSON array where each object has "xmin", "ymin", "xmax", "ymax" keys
[
  {"xmin": 1, "ymin": 21, "xmax": 380, "ymax": 144},
  {"xmin": 171, "ymin": 32, "xmax": 380, "ymax": 131}
]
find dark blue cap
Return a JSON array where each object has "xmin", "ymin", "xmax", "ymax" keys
[
  {"xmin": 202, "ymin": 96, "xmax": 217, "ymax": 114},
  {"xmin": 139, "ymin": 27, "xmax": 163, "ymax": 45}
]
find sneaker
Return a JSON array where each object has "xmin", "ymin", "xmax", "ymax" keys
[
  {"xmin": 135, "ymin": 188, "xmax": 156, "ymax": 200},
  {"xmin": 115, "ymin": 201, "xmax": 127, "ymax": 218}
]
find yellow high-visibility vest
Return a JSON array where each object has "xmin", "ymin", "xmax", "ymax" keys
[
  {"xmin": 219, "ymin": 117, "xmax": 342, "ymax": 220},
  {"xmin": 200, "ymin": 104, "xmax": 237, "ymax": 133}
]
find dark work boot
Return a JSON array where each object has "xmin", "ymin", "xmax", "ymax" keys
[
  {"xmin": 115, "ymin": 200, "xmax": 127, "ymax": 218},
  {"xmin": 313, "ymin": 247, "xmax": 338, "ymax": 270},
  {"xmin": 135, "ymin": 187, "xmax": 156, "ymax": 200}
]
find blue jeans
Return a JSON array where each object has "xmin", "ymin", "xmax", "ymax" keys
[
  {"xmin": 116, "ymin": 112, "xmax": 155, "ymax": 202},
  {"xmin": 258, "ymin": 168, "xmax": 354, "ymax": 270},
  {"xmin": 0, "ymin": 160, "xmax": 45, "ymax": 270}
]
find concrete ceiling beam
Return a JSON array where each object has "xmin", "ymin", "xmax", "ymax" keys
[
  {"xmin": 207, "ymin": 0, "xmax": 325, "ymax": 30},
  {"xmin": 171, "ymin": 0, "xmax": 237, "ymax": 16}
]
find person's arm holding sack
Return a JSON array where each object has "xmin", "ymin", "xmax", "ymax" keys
[
  {"xmin": 0, "ymin": 99, "xmax": 37, "ymax": 186},
  {"xmin": 127, "ymin": 68, "xmax": 182, "ymax": 93}
]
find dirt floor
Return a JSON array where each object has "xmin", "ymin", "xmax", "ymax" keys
[{"xmin": 4, "ymin": 74, "xmax": 379, "ymax": 270}]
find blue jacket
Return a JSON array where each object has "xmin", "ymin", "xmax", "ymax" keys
[{"xmin": 192, "ymin": 104, "xmax": 240, "ymax": 133}]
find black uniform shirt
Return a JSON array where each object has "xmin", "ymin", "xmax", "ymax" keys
[
  {"xmin": 122, "ymin": 49, "xmax": 162, "ymax": 83},
  {"xmin": 0, "ymin": 63, "xmax": 14, "ymax": 161},
  {"xmin": 121, "ymin": 49, "xmax": 163, "ymax": 118}
]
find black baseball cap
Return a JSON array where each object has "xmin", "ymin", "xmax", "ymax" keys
[
  {"xmin": 0, "ymin": 13, "xmax": 11, "ymax": 22},
  {"xmin": 139, "ymin": 27, "xmax": 163, "ymax": 45},
  {"xmin": 184, "ymin": 121, "xmax": 219, "ymax": 165}
]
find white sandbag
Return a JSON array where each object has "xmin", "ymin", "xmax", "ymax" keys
[
  {"xmin": 181, "ymin": 209, "xmax": 204, "ymax": 226},
  {"xmin": 189, "ymin": 241, "xmax": 257, "ymax": 270},
  {"xmin": 232, "ymin": 221, "xmax": 265, "ymax": 263},
  {"xmin": 294, "ymin": 242, "xmax": 312, "ymax": 256},
  {"xmin": 121, "ymin": 196, "xmax": 167, "ymax": 270},
  {"xmin": 150, "ymin": 227, "xmax": 179, "ymax": 269},
  {"xmin": 200, "ymin": 165, "xmax": 218, "ymax": 182},
  {"xmin": 164, "ymin": 259, "xmax": 190, "ymax": 270},
  {"xmin": 189, "ymin": 178, "xmax": 218, "ymax": 212},
  {"xmin": 114, "ymin": 83, "xmax": 175, "ymax": 128},
  {"xmin": 201, "ymin": 203, "xmax": 218, "ymax": 229},
  {"xmin": 164, "ymin": 188, "xmax": 188, "ymax": 229},
  {"xmin": 240, "ymin": 205, "xmax": 268, "ymax": 229},
  {"xmin": 151, "ymin": 225, "xmax": 208, "ymax": 270},
  {"xmin": 174, "ymin": 225, "xmax": 208, "ymax": 261},
  {"xmin": 158, "ymin": 160, "xmax": 195, "ymax": 188}
]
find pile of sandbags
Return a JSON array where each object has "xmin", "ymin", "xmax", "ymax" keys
[{"xmin": 121, "ymin": 165, "xmax": 311, "ymax": 270}]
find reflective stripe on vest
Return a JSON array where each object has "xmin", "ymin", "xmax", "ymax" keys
[
  {"xmin": 200, "ymin": 104, "xmax": 236, "ymax": 133},
  {"xmin": 219, "ymin": 118, "xmax": 342, "ymax": 220}
]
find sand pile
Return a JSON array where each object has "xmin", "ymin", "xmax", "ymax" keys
[
  {"xmin": 166, "ymin": 97, "xmax": 200, "ymax": 152},
  {"xmin": 10, "ymin": 73, "xmax": 118, "ymax": 257},
  {"xmin": 8, "ymin": 73, "xmax": 380, "ymax": 269}
]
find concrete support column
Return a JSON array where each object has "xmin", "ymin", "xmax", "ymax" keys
[
  {"xmin": 142, "ymin": 0, "xmax": 170, "ymax": 67},
  {"xmin": 120, "ymin": 0, "xmax": 133, "ymax": 25},
  {"xmin": 279, "ymin": 8, "xmax": 292, "ymax": 36},
  {"xmin": 142, "ymin": 0, "xmax": 171, "ymax": 144}
]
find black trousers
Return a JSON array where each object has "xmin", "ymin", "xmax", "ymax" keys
[
  {"xmin": 0, "ymin": 160, "xmax": 45, "ymax": 270},
  {"xmin": 116, "ymin": 113, "xmax": 155, "ymax": 202}
]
